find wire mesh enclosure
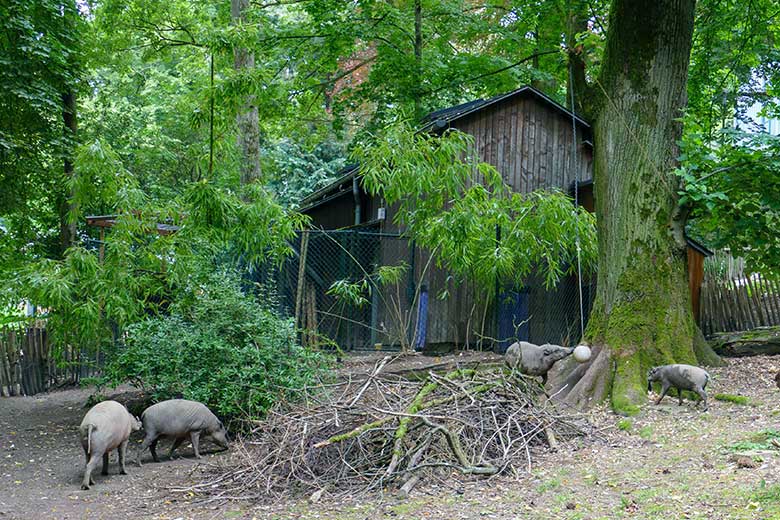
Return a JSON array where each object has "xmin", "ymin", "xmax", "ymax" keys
[{"xmin": 264, "ymin": 229, "xmax": 596, "ymax": 352}]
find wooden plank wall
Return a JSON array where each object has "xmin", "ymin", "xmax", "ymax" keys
[
  {"xmin": 453, "ymin": 96, "xmax": 593, "ymax": 193},
  {"xmin": 412, "ymin": 247, "xmax": 487, "ymax": 348},
  {"xmin": 0, "ymin": 327, "xmax": 100, "ymax": 397},
  {"xmin": 405, "ymin": 95, "xmax": 593, "ymax": 347}
]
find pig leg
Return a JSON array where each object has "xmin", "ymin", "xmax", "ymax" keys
[
  {"xmin": 677, "ymin": 388, "xmax": 684, "ymax": 406},
  {"xmin": 190, "ymin": 431, "xmax": 202, "ymax": 459},
  {"xmin": 150, "ymin": 439, "xmax": 160, "ymax": 463},
  {"xmin": 82, "ymin": 454, "xmax": 100, "ymax": 490},
  {"xmin": 655, "ymin": 383, "xmax": 670, "ymax": 405},
  {"xmin": 168, "ymin": 437, "xmax": 184, "ymax": 459},
  {"xmin": 695, "ymin": 387, "xmax": 708, "ymax": 411},
  {"xmin": 541, "ymin": 373, "xmax": 548, "ymax": 386},
  {"xmin": 135, "ymin": 432, "xmax": 157, "ymax": 468},
  {"xmin": 102, "ymin": 452, "xmax": 110, "ymax": 475},
  {"xmin": 119, "ymin": 440, "xmax": 129, "ymax": 475}
]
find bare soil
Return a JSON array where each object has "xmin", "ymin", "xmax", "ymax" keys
[{"xmin": 2, "ymin": 353, "xmax": 780, "ymax": 520}]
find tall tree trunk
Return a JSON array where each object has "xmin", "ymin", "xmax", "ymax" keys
[
  {"xmin": 565, "ymin": 1, "xmax": 589, "ymax": 114},
  {"xmin": 231, "ymin": 0, "xmax": 262, "ymax": 185},
  {"xmin": 413, "ymin": 0, "xmax": 423, "ymax": 120},
  {"xmin": 559, "ymin": 0, "xmax": 720, "ymax": 414},
  {"xmin": 59, "ymin": 89, "xmax": 77, "ymax": 253}
]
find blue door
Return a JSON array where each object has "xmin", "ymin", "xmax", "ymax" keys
[{"xmin": 497, "ymin": 287, "xmax": 529, "ymax": 353}]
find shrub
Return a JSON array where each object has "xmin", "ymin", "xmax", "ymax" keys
[{"xmin": 99, "ymin": 270, "xmax": 328, "ymax": 423}]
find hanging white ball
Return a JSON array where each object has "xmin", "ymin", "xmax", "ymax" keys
[{"xmin": 573, "ymin": 345, "xmax": 592, "ymax": 363}]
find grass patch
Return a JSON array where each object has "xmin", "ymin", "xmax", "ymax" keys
[
  {"xmin": 753, "ymin": 481, "xmax": 780, "ymax": 503},
  {"xmin": 638, "ymin": 425, "xmax": 654, "ymax": 439},
  {"xmin": 729, "ymin": 429, "xmax": 780, "ymax": 452},
  {"xmin": 714, "ymin": 393, "xmax": 751, "ymax": 406},
  {"xmin": 617, "ymin": 418, "xmax": 633, "ymax": 432},
  {"xmin": 538, "ymin": 478, "xmax": 562, "ymax": 493}
]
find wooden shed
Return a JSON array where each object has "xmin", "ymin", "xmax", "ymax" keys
[{"xmin": 299, "ymin": 85, "xmax": 710, "ymax": 350}]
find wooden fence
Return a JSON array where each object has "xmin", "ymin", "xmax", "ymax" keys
[
  {"xmin": 700, "ymin": 252, "xmax": 780, "ymax": 337},
  {"xmin": 0, "ymin": 327, "xmax": 101, "ymax": 397}
]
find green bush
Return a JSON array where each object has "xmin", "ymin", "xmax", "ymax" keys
[{"xmin": 99, "ymin": 270, "xmax": 328, "ymax": 423}]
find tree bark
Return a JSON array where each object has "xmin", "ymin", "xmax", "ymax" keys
[
  {"xmin": 561, "ymin": 0, "xmax": 720, "ymax": 414},
  {"xmin": 59, "ymin": 89, "xmax": 77, "ymax": 254},
  {"xmin": 231, "ymin": 0, "xmax": 262, "ymax": 185},
  {"xmin": 565, "ymin": 0, "xmax": 590, "ymax": 115},
  {"xmin": 413, "ymin": 0, "xmax": 423, "ymax": 120}
]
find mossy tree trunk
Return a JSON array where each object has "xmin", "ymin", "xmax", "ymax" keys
[{"xmin": 561, "ymin": 0, "xmax": 721, "ymax": 414}]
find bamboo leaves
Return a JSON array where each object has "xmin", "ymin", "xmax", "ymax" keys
[{"xmin": 358, "ymin": 122, "xmax": 596, "ymax": 296}]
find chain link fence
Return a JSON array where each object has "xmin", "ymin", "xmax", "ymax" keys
[{"xmin": 259, "ymin": 229, "xmax": 595, "ymax": 352}]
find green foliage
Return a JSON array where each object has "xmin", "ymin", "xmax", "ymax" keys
[
  {"xmin": 357, "ymin": 122, "xmax": 597, "ymax": 294},
  {"xmin": 264, "ymin": 138, "xmax": 348, "ymax": 207},
  {"xmin": 327, "ymin": 279, "xmax": 371, "ymax": 308},
  {"xmin": 99, "ymin": 270, "xmax": 328, "ymax": 421},
  {"xmin": 7, "ymin": 163, "xmax": 306, "ymax": 353},
  {"xmin": 687, "ymin": 0, "xmax": 780, "ymax": 140},
  {"xmin": 617, "ymin": 418, "xmax": 633, "ymax": 431},
  {"xmin": 678, "ymin": 125, "xmax": 780, "ymax": 277},
  {"xmin": 713, "ymin": 393, "xmax": 751, "ymax": 406},
  {"xmin": 0, "ymin": 0, "xmax": 83, "ymax": 260}
]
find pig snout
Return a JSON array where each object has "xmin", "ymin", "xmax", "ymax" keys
[
  {"xmin": 542, "ymin": 345, "xmax": 573, "ymax": 364},
  {"xmin": 210, "ymin": 428, "xmax": 229, "ymax": 449}
]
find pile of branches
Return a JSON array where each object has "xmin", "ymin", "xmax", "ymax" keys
[{"xmin": 178, "ymin": 357, "xmax": 593, "ymax": 503}]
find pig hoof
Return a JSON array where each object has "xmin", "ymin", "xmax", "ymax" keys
[{"xmin": 81, "ymin": 484, "xmax": 90, "ymax": 490}]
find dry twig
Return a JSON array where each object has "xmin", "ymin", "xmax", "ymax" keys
[{"xmin": 179, "ymin": 365, "xmax": 594, "ymax": 504}]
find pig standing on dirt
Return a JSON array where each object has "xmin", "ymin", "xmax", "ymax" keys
[
  {"xmin": 137, "ymin": 399, "xmax": 228, "ymax": 464},
  {"xmin": 79, "ymin": 400, "xmax": 142, "ymax": 490},
  {"xmin": 504, "ymin": 341, "xmax": 574, "ymax": 385},
  {"xmin": 647, "ymin": 364, "xmax": 710, "ymax": 411}
]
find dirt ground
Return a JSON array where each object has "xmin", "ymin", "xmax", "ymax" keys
[{"xmin": 2, "ymin": 353, "xmax": 780, "ymax": 520}]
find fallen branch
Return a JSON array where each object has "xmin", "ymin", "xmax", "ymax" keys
[{"xmin": 184, "ymin": 363, "xmax": 593, "ymax": 504}]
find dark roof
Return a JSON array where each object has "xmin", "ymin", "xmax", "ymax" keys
[
  {"xmin": 420, "ymin": 85, "xmax": 590, "ymax": 131},
  {"xmin": 300, "ymin": 85, "xmax": 591, "ymax": 212},
  {"xmin": 299, "ymin": 164, "xmax": 360, "ymax": 210},
  {"xmin": 86, "ymin": 214, "xmax": 180, "ymax": 236},
  {"xmin": 686, "ymin": 236, "xmax": 714, "ymax": 257}
]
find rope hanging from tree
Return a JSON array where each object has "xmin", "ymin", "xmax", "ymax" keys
[{"xmin": 569, "ymin": 64, "xmax": 586, "ymax": 342}]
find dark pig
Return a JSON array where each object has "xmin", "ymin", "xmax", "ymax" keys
[
  {"xmin": 647, "ymin": 364, "xmax": 710, "ymax": 411},
  {"xmin": 79, "ymin": 400, "xmax": 142, "ymax": 490},
  {"xmin": 137, "ymin": 399, "xmax": 228, "ymax": 464},
  {"xmin": 504, "ymin": 341, "xmax": 574, "ymax": 385}
]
